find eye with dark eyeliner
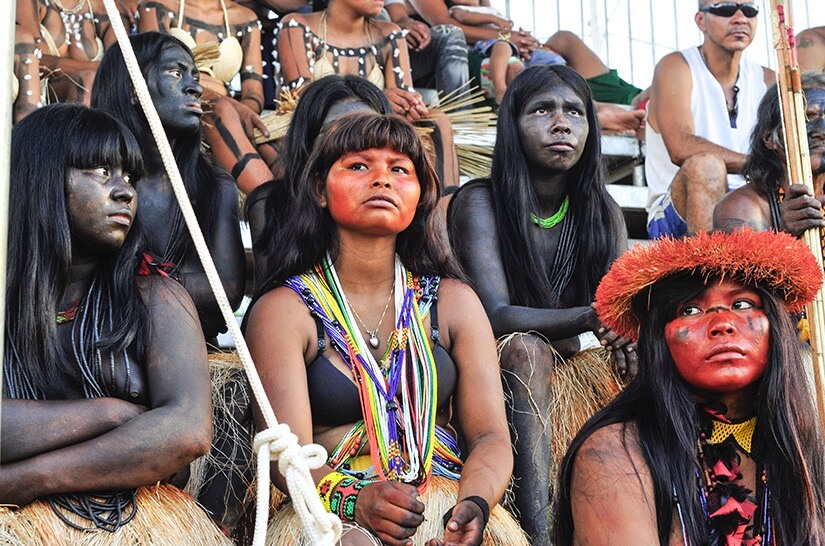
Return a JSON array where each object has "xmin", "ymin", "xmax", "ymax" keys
[{"xmin": 677, "ymin": 305, "xmax": 703, "ymax": 317}]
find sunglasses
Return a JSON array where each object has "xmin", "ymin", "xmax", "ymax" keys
[{"xmin": 700, "ymin": 2, "xmax": 759, "ymax": 18}]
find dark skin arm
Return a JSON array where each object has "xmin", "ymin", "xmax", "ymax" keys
[
  {"xmin": 425, "ymin": 280, "xmax": 513, "ymax": 546},
  {"xmin": 448, "ymin": 185, "xmax": 637, "ymax": 377},
  {"xmin": 0, "ymin": 277, "xmax": 211, "ymax": 505},
  {"xmin": 181, "ymin": 168, "xmax": 246, "ymax": 337},
  {"xmin": 713, "ymin": 183, "xmax": 825, "ymax": 238},
  {"xmin": 1, "ymin": 398, "xmax": 146, "ymax": 464}
]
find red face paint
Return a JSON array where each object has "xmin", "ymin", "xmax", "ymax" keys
[
  {"xmin": 321, "ymin": 147, "xmax": 421, "ymax": 236},
  {"xmin": 664, "ymin": 279, "xmax": 770, "ymax": 396}
]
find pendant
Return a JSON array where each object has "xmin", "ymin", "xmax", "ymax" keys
[{"xmin": 368, "ymin": 330, "xmax": 380, "ymax": 349}]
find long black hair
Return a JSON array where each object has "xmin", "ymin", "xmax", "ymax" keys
[
  {"xmin": 5, "ymin": 104, "xmax": 149, "ymax": 399},
  {"xmin": 554, "ymin": 274, "xmax": 825, "ymax": 544},
  {"xmin": 743, "ymin": 72, "xmax": 825, "ymax": 201},
  {"xmin": 254, "ymin": 112, "xmax": 463, "ymax": 295},
  {"xmin": 91, "ymin": 31, "xmax": 220, "ymax": 264},
  {"xmin": 248, "ymin": 74, "xmax": 392, "ymax": 277},
  {"xmin": 483, "ymin": 64, "xmax": 623, "ymax": 308}
]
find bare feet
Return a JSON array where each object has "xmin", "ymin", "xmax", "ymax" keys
[{"xmin": 596, "ymin": 104, "xmax": 645, "ymax": 138}]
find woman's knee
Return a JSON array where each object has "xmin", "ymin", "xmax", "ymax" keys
[{"xmin": 499, "ymin": 333, "xmax": 555, "ymax": 376}]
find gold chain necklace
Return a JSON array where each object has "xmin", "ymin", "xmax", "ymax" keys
[{"xmin": 349, "ymin": 280, "xmax": 395, "ymax": 349}]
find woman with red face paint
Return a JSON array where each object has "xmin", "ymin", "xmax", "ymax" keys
[
  {"xmin": 245, "ymin": 112, "xmax": 527, "ymax": 546},
  {"xmin": 554, "ymin": 229, "xmax": 825, "ymax": 545}
]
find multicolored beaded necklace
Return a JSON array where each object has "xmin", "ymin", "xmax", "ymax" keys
[
  {"xmin": 285, "ymin": 256, "xmax": 462, "ymax": 490},
  {"xmin": 693, "ymin": 407, "xmax": 772, "ymax": 545}
]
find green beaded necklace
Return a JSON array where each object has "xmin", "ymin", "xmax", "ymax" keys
[{"xmin": 531, "ymin": 196, "xmax": 569, "ymax": 229}]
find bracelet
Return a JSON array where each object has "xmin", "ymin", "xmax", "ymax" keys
[
  {"xmin": 497, "ymin": 30, "xmax": 511, "ymax": 42},
  {"xmin": 328, "ymin": 476, "xmax": 369, "ymax": 522},
  {"xmin": 316, "ymin": 471, "xmax": 350, "ymax": 512},
  {"xmin": 441, "ymin": 495, "xmax": 491, "ymax": 529}
]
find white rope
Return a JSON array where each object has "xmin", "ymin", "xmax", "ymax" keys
[{"xmin": 99, "ymin": 2, "xmax": 342, "ymax": 544}]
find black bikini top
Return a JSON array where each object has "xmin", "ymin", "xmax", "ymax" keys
[{"xmin": 306, "ymin": 293, "xmax": 457, "ymax": 428}]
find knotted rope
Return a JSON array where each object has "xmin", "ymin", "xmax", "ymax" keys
[{"xmin": 99, "ymin": 2, "xmax": 342, "ymax": 543}]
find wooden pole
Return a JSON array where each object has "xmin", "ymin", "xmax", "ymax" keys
[{"xmin": 770, "ymin": 0, "xmax": 825, "ymax": 424}]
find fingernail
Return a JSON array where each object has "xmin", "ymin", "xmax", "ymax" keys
[
  {"xmin": 606, "ymin": 346, "xmax": 612, "ymax": 351},
  {"xmin": 598, "ymin": 327, "xmax": 605, "ymax": 333}
]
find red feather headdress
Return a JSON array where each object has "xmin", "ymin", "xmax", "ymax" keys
[{"xmin": 594, "ymin": 230, "xmax": 823, "ymax": 341}]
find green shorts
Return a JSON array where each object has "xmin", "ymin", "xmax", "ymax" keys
[{"xmin": 586, "ymin": 69, "xmax": 642, "ymax": 105}]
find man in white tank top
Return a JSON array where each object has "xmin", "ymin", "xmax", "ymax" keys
[{"xmin": 645, "ymin": 0, "xmax": 774, "ymax": 238}]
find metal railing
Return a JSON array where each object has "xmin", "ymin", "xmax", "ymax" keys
[{"xmin": 494, "ymin": 0, "xmax": 823, "ymax": 89}]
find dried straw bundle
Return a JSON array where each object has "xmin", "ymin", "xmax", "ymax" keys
[
  {"xmin": 0, "ymin": 485, "xmax": 231, "ymax": 546},
  {"xmin": 186, "ymin": 352, "xmax": 255, "ymax": 531}
]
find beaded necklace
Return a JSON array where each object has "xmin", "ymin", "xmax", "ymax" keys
[
  {"xmin": 692, "ymin": 409, "xmax": 772, "ymax": 545},
  {"xmin": 286, "ymin": 256, "xmax": 453, "ymax": 489},
  {"xmin": 530, "ymin": 195, "xmax": 569, "ymax": 229}
]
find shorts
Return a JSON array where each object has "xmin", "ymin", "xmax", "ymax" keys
[
  {"xmin": 586, "ymin": 69, "xmax": 642, "ymax": 105},
  {"xmin": 647, "ymin": 190, "xmax": 688, "ymax": 239}
]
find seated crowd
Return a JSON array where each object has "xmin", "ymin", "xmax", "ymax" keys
[{"xmin": 3, "ymin": 0, "xmax": 825, "ymax": 545}]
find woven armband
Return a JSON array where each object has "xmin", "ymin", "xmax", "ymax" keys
[
  {"xmin": 316, "ymin": 471, "xmax": 350, "ymax": 512},
  {"xmin": 328, "ymin": 476, "xmax": 369, "ymax": 522}
]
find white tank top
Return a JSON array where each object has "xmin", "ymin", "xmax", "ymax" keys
[{"xmin": 645, "ymin": 47, "xmax": 767, "ymax": 209}]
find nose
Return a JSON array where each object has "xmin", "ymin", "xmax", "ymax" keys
[
  {"xmin": 371, "ymin": 167, "xmax": 392, "ymax": 188},
  {"xmin": 707, "ymin": 308, "xmax": 737, "ymax": 337},
  {"xmin": 111, "ymin": 176, "xmax": 136, "ymax": 204},
  {"xmin": 185, "ymin": 76, "xmax": 203, "ymax": 99},
  {"xmin": 550, "ymin": 112, "xmax": 572, "ymax": 134}
]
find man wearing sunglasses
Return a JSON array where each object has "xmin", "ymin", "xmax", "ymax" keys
[
  {"xmin": 645, "ymin": 1, "xmax": 775, "ymax": 239},
  {"xmin": 798, "ymin": 26, "xmax": 825, "ymax": 72}
]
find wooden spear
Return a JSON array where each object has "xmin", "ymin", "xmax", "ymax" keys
[{"xmin": 770, "ymin": 0, "xmax": 825, "ymax": 423}]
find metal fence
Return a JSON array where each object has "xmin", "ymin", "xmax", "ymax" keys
[{"xmin": 493, "ymin": 0, "xmax": 823, "ymax": 89}]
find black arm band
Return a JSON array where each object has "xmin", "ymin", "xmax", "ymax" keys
[{"xmin": 441, "ymin": 495, "xmax": 490, "ymax": 529}]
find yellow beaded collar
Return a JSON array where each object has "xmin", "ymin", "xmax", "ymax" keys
[{"xmin": 707, "ymin": 416, "xmax": 756, "ymax": 454}]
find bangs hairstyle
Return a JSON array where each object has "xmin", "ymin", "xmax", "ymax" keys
[
  {"xmin": 555, "ymin": 272, "xmax": 825, "ymax": 544},
  {"xmin": 487, "ymin": 64, "xmax": 623, "ymax": 308},
  {"xmin": 254, "ymin": 112, "xmax": 462, "ymax": 294},
  {"xmin": 6, "ymin": 104, "xmax": 148, "ymax": 397},
  {"xmin": 246, "ymin": 75, "xmax": 392, "ymax": 273},
  {"xmin": 743, "ymin": 71, "xmax": 825, "ymax": 202}
]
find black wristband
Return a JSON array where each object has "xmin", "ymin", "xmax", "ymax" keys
[
  {"xmin": 463, "ymin": 495, "xmax": 490, "ymax": 525},
  {"xmin": 441, "ymin": 495, "xmax": 490, "ymax": 530}
]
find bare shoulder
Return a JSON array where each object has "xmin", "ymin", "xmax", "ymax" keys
[
  {"xmin": 246, "ymin": 285, "xmax": 317, "ymax": 366},
  {"xmin": 137, "ymin": 275, "xmax": 196, "ymax": 313},
  {"xmin": 653, "ymin": 50, "xmax": 690, "ymax": 80},
  {"xmin": 436, "ymin": 277, "xmax": 478, "ymax": 307},
  {"xmin": 713, "ymin": 184, "xmax": 771, "ymax": 232},
  {"xmin": 449, "ymin": 182, "xmax": 494, "ymax": 225},
  {"xmin": 570, "ymin": 422, "xmax": 659, "ymax": 542},
  {"xmin": 762, "ymin": 66, "xmax": 776, "ymax": 87},
  {"xmin": 247, "ymin": 285, "xmax": 310, "ymax": 327},
  {"xmin": 370, "ymin": 18, "xmax": 403, "ymax": 38},
  {"xmin": 227, "ymin": 0, "xmax": 258, "ymax": 25},
  {"xmin": 281, "ymin": 11, "xmax": 316, "ymax": 30}
]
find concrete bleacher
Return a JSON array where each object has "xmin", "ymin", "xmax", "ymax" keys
[{"xmin": 602, "ymin": 134, "xmax": 649, "ymax": 240}]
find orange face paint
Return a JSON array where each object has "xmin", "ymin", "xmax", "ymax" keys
[
  {"xmin": 321, "ymin": 147, "xmax": 421, "ymax": 236},
  {"xmin": 664, "ymin": 279, "xmax": 770, "ymax": 396}
]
